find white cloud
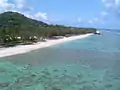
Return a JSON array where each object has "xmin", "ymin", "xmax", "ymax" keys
[
  {"xmin": 102, "ymin": 0, "xmax": 115, "ymax": 8},
  {"xmin": 13, "ymin": 0, "xmax": 33, "ymax": 11},
  {"xmin": 0, "ymin": 0, "xmax": 7, "ymax": 5},
  {"xmin": 94, "ymin": 17, "xmax": 99, "ymax": 21},
  {"xmin": 101, "ymin": 11, "xmax": 108, "ymax": 16},
  {"xmin": 33, "ymin": 12, "xmax": 51, "ymax": 24},
  {"xmin": 88, "ymin": 17, "xmax": 105, "ymax": 24},
  {"xmin": 102, "ymin": 0, "xmax": 120, "ymax": 18},
  {"xmin": 88, "ymin": 20, "xmax": 93, "ymax": 24},
  {"xmin": 15, "ymin": 0, "xmax": 24, "ymax": 9},
  {"xmin": 102, "ymin": 0, "xmax": 120, "ymax": 13},
  {"xmin": 24, "ymin": 13, "xmax": 34, "ymax": 19},
  {"xmin": 34, "ymin": 12, "xmax": 48, "ymax": 20},
  {"xmin": 115, "ymin": 0, "xmax": 120, "ymax": 5},
  {"xmin": 0, "ymin": 0, "xmax": 49, "ymax": 22},
  {"xmin": 77, "ymin": 18, "xmax": 82, "ymax": 23},
  {"xmin": 87, "ymin": 11, "xmax": 108, "ymax": 25},
  {"xmin": 0, "ymin": 0, "xmax": 15, "ymax": 11}
]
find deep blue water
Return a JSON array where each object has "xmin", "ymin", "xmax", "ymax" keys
[{"xmin": 0, "ymin": 30, "xmax": 120, "ymax": 90}]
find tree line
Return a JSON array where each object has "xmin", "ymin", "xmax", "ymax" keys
[{"xmin": 0, "ymin": 11, "xmax": 96, "ymax": 46}]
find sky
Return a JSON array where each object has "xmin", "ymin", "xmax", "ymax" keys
[{"xmin": 0, "ymin": 0, "xmax": 120, "ymax": 29}]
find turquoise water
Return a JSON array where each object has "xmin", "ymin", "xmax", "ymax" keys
[
  {"xmin": 0, "ymin": 30, "xmax": 120, "ymax": 90},
  {"xmin": 53, "ymin": 31, "xmax": 120, "ymax": 52}
]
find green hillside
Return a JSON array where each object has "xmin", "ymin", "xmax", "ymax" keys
[{"xmin": 0, "ymin": 11, "xmax": 96, "ymax": 46}]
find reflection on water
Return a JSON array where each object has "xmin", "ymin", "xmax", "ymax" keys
[{"xmin": 0, "ymin": 48, "xmax": 120, "ymax": 90}]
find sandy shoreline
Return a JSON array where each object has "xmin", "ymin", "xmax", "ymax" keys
[{"xmin": 0, "ymin": 33, "xmax": 93, "ymax": 58}]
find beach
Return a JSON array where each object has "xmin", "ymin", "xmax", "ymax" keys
[{"xmin": 0, "ymin": 33, "xmax": 93, "ymax": 58}]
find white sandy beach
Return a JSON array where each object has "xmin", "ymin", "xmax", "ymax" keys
[{"xmin": 0, "ymin": 33, "xmax": 93, "ymax": 58}]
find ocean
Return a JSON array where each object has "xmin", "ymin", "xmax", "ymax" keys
[{"xmin": 0, "ymin": 30, "xmax": 120, "ymax": 90}]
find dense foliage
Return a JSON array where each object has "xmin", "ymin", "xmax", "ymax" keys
[{"xmin": 0, "ymin": 11, "xmax": 96, "ymax": 46}]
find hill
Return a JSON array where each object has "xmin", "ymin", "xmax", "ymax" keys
[
  {"xmin": 0, "ymin": 11, "xmax": 48, "ymax": 37},
  {"xmin": 0, "ymin": 11, "xmax": 96, "ymax": 46}
]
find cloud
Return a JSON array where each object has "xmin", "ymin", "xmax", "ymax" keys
[
  {"xmin": 24, "ymin": 13, "xmax": 34, "ymax": 19},
  {"xmin": 15, "ymin": 0, "xmax": 25, "ymax": 9},
  {"xmin": 77, "ymin": 18, "xmax": 82, "ymax": 23},
  {"xmin": 102, "ymin": 0, "xmax": 120, "ymax": 16},
  {"xmin": 88, "ymin": 11, "xmax": 108, "ymax": 24},
  {"xmin": 100, "ymin": 11, "xmax": 108, "ymax": 16},
  {"xmin": 88, "ymin": 18, "xmax": 104, "ymax": 24},
  {"xmin": 88, "ymin": 20, "xmax": 94, "ymax": 24},
  {"xmin": 94, "ymin": 17, "xmax": 99, "ymax": 21},
  {"xmin": 0, "ymin": 0, "xmax": 31, "ymax": 12},
  {"xmin": 24, "ymin": 12, "xmax": 50, "ymax": 24},
  {"xmin": 0, "ymin": 0, "xmax": 49, "ymax": 22},
  {"xmin": 34, "ymin": 12, "xmax": 48, "ymax": 20},
  {"xmin": 102, "ymin": 0, "xmax": 115, "ymax": 8},
  {"xmin": 88, "ymin": 18, "xmax": 99, "ymax": 24},
  {"xmin": 0, "ymin": 0, "xmax": 7, "ymax": 5},
  {"xmin": 14, "ymin": 0, "xmax": 34, "ymax": 11},
  {"xmin": 0, "ymin": 0, "xmax": 15, "ymax": 12},
  {"xmin": 33, "ymin": 12, "xmax": 51, "ymax": 24}
]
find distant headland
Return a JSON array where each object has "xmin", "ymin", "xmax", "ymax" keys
[
  {"xmin": 0, "ymin": 11, "xmax": 97, "ymax": 47},
  {"xmin": 0, "ymin": 11, "xmax": 99, "ymax": 57}
]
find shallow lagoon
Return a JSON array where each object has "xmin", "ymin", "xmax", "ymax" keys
[{"xmin": 0, "ymin": 31, "xmax": 120, "ymax": 90}]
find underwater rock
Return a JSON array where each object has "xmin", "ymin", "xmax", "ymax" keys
[
  {"xmin": 113, "ymin": 76, "xmax": 120, "ymax": 80},
  {"xmin": 35, "ymin": 83, "xmax": 44, "ymax": 90},
  {"xmin": 63, "ymin": 69, "xmax": 67, "ymax": 73},
  {"xmin": 38, "ymin": 75, "xmax": 52, "ymax": 87},
  {"xmin": 10, "ymin": 74, "xmax": 39, "ymax": 89},
  {"xmin": 15, "ymin": 75, "xmax": 33, "ymax": 87},
  {"xmin": 79, "ymin": 85, "xmax": 95, "ymax": 90},
  {"xmin": 41, "ymin": 69, "xmax": 51, "ymax": 76},
  {"xmin": 105, "ymin": 84, "xmax": 113, "ymax": 88},
  {"xmin": 93, "ymin": 79, "xmax": 97, "ymax": 82},
  {"xmin": 8, "ymin": 83, "xmax": 23, "ymax": 90},
  {"xmin": 54, "ymin": 75, "xmax": 59, "ymax": 78},
  {"xmin": 52, "ymin": 86, "xmax": 61, "ymax": 90},
  {"xmin": 77, "ymin": 74, "xmax": 83, "ymax": 79},
  {"xmin": 59, "ymin": 74, "xmax": 78, "ymax": 87},
  {"xmin": 40, "ymin": 73, "xmax": 51, "ymax": 81},
  {"xmin": 11, "ymin": 74, "xmax": 19, "ymax": 77},
  {"xmin": 53, "ymin": 69, "xmax": 59, "ymax": 72},
  {"xmin": 24, "ymin": 64, "xmax": 33, "ymax": 69},
  {"xmin": 30, "ymin": 74, "xmax": 37, "ymax": 77},
  {"xmin": 44, "ymin": 86, "xmax": 51, "ymax": 90},
  {"xmin": 51, "ymin": 80, "xmax": 62, "ymax": 87},
  {"xmin": 0, "ymin": 68, "xmax": 7, "ymax": 73},
  {"xmin": 77, "ymin": 80, "xmax": 88, "ymax": 85},
  {"xmin": 45, "ymin": 85, "xmax": 61, "ymax": 90},
  {"xmin": 0, "ymin": 83, "xmax": 9, "ymax": 88}
]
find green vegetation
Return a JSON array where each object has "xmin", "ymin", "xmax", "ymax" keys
[{"xmin": 0, "ymin": 11, "xmax": 96, "ymax": 47}]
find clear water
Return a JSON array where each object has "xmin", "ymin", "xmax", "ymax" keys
[{"xmin": 0, "ymin": 30, "xmax": 120, "ymax": 90}]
